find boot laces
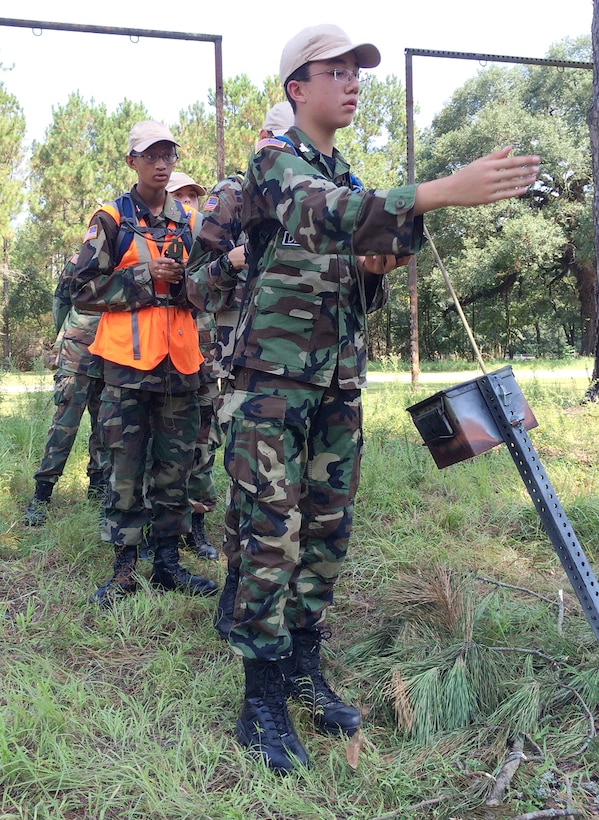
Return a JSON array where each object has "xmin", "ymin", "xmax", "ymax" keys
[{"xmin": 260, "ymin": 664, "xmax": 295, "ymax": 738}]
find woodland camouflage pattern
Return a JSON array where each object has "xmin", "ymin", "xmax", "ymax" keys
[
  {"xmin": 186, "ymin": 174, "xmax": 248, "ymax": 381},
  {"xmin": 72, "ymin": 191, "xmax": 194, "ymax": 314},
  {"xmin": 222, "ymin": 369, "xmax": 362, "ymax": 660},
  {"xmin": 99, "ymin": 386, "xmax": 199, "ymax": 544},
  {"xmin": 71, "ymin": 187, "xmax": 202, "ymax": 545},
  {"xmin": 52, "ymin": 258, "xmax": 103, "ymax": 378},
  {"xmin": 35, "ymin": 259, "xmax": 109, "ymax": 485},
  {"xmin": 235, "ymin": 125, "xmax": 423, "ymax": 390},
  {"xmin": 34, "ymin": 372, "xmax": 108, "ymax": 485},
  {"xmin": 72, "ymin": 188, "xmax": 202, "ymax": 394},
  {"xmin": 222, "ymin": 128, "xmax": 424, "ymax": 659},
  {"xmin": 186, "ymin": 175, "xmax": 248, "ymax": 509}
]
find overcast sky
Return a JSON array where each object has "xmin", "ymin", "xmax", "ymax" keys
[{"xmin": 0, "ymin": 0, "xmax": 593, "ymax": 150}]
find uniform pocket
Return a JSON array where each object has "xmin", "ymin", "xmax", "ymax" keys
[
  {"xmin": 225, "ymin": 389, "xmax": 288, "ymax": 504},
  {"xmin": 252, "ymin": 286, "xmax": 322, "ymax": 336},
  {"xmin": 53, "ymin": 373, "xmax": 76, "ymax": 407},
  {"xmin": 98, "ymin": 383, "xmax": 124, "ymax": 451}
]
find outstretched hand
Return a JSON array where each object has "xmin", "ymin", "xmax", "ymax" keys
[{"xmin": 414, "ymin": 146, "xmax": 540, "ymax": 214}]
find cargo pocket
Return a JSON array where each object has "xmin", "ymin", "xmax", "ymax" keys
[
  {"xmin": 98, "ymin": 383, "xmax": 124, "ymax": 452},
  {"xmin": 252, "ymin": 286, "xmax": 322, "ymax": 343},
  {"xmin": 53, "ymin": 373, "xmax": 78, "ymax": 407},
  {"xmin": 225, "ymin": 390, "xmax": 288, "ymax": 504}
]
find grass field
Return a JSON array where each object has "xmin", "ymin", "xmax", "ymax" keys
[{"xmin": 0, "ymin": 362, "xmax": 598, "ymax": 819}]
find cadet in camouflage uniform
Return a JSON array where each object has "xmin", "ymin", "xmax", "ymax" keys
[
  {"xmin": 163, "ymin": 171, "xmax": 219, "ymax": 561},
  {"xmin": 186, "ymin": 102, "xmax": 295, "ymax": 638},
  {"xmin": 200, "ymin": 25, "xmax": 541, "ymax": 773},
  {"xmin": 24, "ymin": 254, "xmax": 110, "ymax": 526},
  {"xmin": 71, "ymin": 121, "xmax": 218, "ymax": 607}
]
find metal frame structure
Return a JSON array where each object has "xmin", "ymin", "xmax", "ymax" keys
[
  {"xmin": 0, "ymin": 17, "xmax": 225, "ymax": 179},
  {"xmin": 404, "ymin": 48, "xmax": 593, "ymax": 386}
]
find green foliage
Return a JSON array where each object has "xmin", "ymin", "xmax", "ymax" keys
[
  {"xmin": 415, "ymin": 36, "xmax": 594, "ymax": 360},
  {"xmin": 337, "ymin": 73, "xmax": 408, "ymax": 188},
  {"xmin": 0, "ymin": 81, "xmax": 25, "ymax": 238},
  {"xmin": 27, "ymin": 93, "xmax": 151, "ymax": 266}
]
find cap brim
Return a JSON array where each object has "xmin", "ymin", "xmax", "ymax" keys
[
  {"xmin": 318, "ymin": 42, "xmax": 381, "ymax": 69},
  {"xmin": 134, "ymin": 138, "xmax": 180, "ymax": 153}
]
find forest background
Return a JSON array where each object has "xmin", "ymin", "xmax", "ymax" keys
[{"xmin": 0, "ymin": 34, "xmax": 594, "ymax": 369}]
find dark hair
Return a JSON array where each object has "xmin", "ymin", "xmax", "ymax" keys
[{"xmin": 284, "ymin": 62, "xmax": 311, "ymax": 111}]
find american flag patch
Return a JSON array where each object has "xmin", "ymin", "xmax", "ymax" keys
[
  {"xmin": 203, "ymin": 195, "xmax": 219, "ymax": 212},
  {"xmin": 256, "ymin": 138, "xmax": 290, "ymax": 152},
  {"xmin": 84, "ymin": 225, "xmax": 98, "ymax": 242}
]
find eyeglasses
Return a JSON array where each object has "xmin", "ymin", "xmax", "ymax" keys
[
  {"xmin": 309, "ymin": 68, "xmax": 361, "ymax": 83},
  {"xmin": 130, "ymin": 151, "xmax": 179, "ymax": 165}
]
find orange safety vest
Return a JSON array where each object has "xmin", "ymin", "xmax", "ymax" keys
[{"xmin": 89, "ymin": 199, "xmax": 202, "ymax": 374}]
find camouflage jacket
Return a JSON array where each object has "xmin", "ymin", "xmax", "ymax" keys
[
  {"xmin": 71, "ymin": 186, "xmax": 198, "ymax": 313},
  {"xmin": 70, "ymin": 185, "xmax": 201, "ymax": 393},
  {"xmin": 186, "ymin": 174, "xmax": 248, "ymax": 380},
  {"xmin": 51, "ymin": 255, "xmax": 103, "ymax": 378},
  {"xmin": 234, "ymin": 126, "xmax": 424, "ymax": 390}
]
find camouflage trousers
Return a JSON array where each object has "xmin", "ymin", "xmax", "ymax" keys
[
  {"xmin": 222, "ymin": 479, "xmax": 241, "ymax": 565},
  {"xmin": 223, "ymin": 368, "xmax": 363, "ymax": 661},
  {"xmin": 34, "ymin": 371, "xmax": 110, "ymax": 484},
  {"xmin": 187, "ymin": 379, "xmax": 224, "ymax": 512},
  {"xmin": 99, "ymin": 384, "xmax": 199, "ymax": 546}
]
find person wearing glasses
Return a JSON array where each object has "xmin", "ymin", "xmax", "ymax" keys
[
  {"xmin": 220, "ymin": 24, "xmax": 541, "ymax": 773},
  {"xmin": 71, "ymin": 120, "xmax": 218, "ymax": 607}
]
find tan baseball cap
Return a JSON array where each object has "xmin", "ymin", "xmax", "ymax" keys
[
  {"xmin": 261, "ymin": 102, "xmax": 295, "ymax": 136},
  {"xmin": 279, "ymin": 24, "xmax": 380, "ymax": 85},
  {"xmin": 128, "ymin": 120, "xmax": 179, "ymax": 154},
  {"xmin": 165, "ymin": 172, "xmax": 207, "ymax": 196}
]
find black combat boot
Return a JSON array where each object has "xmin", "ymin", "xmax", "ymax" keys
[
  {"xmin": 236, "ymin": 658, "xmax": 309, "ymax": 774},
  {"xmin": 90, "ymin": 544, "xmax": 138, "ymax": 607},
  {"xmin": 151, "ymin": 536, "xmax": 218, "ymax": 596},
  {"xmin": 138, "ymin": 526, "xmax": 154, "ymax": 561},
  {"xmin": 184, "ymin": 513, "xmax": 218, "ymax": 560},
  {"xmin": 213, "ymin": 563, "xmax": 240, "ymax": 640},
  {"xmin": 87, "ymin": 473, "xmax": 109, "ymax": 502},
  {"xmin": 282, "ymin": 627, "xmax": 361, "ymax": 737},
  {"xmin": 23, "ymin": 480, "xmax": 54, "ymax": 527}
]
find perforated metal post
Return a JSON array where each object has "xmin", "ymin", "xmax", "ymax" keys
[{"xmin": 477, "ymin": 370, "xmax": 599, "ymax": 641}]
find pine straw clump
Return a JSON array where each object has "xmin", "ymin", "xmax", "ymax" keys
[{"xmin": 339, "ymin": 564, "xmax": 599, "ymax": 816}]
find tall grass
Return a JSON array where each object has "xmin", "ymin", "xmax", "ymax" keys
[{"xmin": 0, "ymin": 368, "xmax": 598, "ymax": 818}]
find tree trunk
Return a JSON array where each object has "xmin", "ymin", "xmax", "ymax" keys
[
  {"xmin": 504, "ymin": 290, "xmax": 513, "ymax": 359},
  {"xmin": 577, "ymin": 259, "xmax": 596, "ymax": 355},
  {"xmin": 587, "ymin": 0, "xmax": 599, "ymax": 398}
]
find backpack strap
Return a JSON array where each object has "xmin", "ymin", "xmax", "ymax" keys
[
  {"xmin": 349, "ymin": 173, "xmax": 364, "ymax": 193},
  {"xmin": 273, "ymin": 135, "xmax": 298, "ymax": 155},
  {"xmin": 113, "ymin": 194, "xmax": 136, "ymax": 267},
  {"xmin": 112, "ymin": 193, "xmax": 193, "ymax": 267}
]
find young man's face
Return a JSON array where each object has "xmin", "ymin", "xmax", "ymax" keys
[
  {"xmin": 171, "ymin": 186, "xmax": 199, "ymax": 210},
  {"xmin": 297, "ymin": 52, "xmax": 361, "ymax": 130},
  {"xmin": 126, "ymin": 140, "xmax": 178, "ymax": 190}
]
